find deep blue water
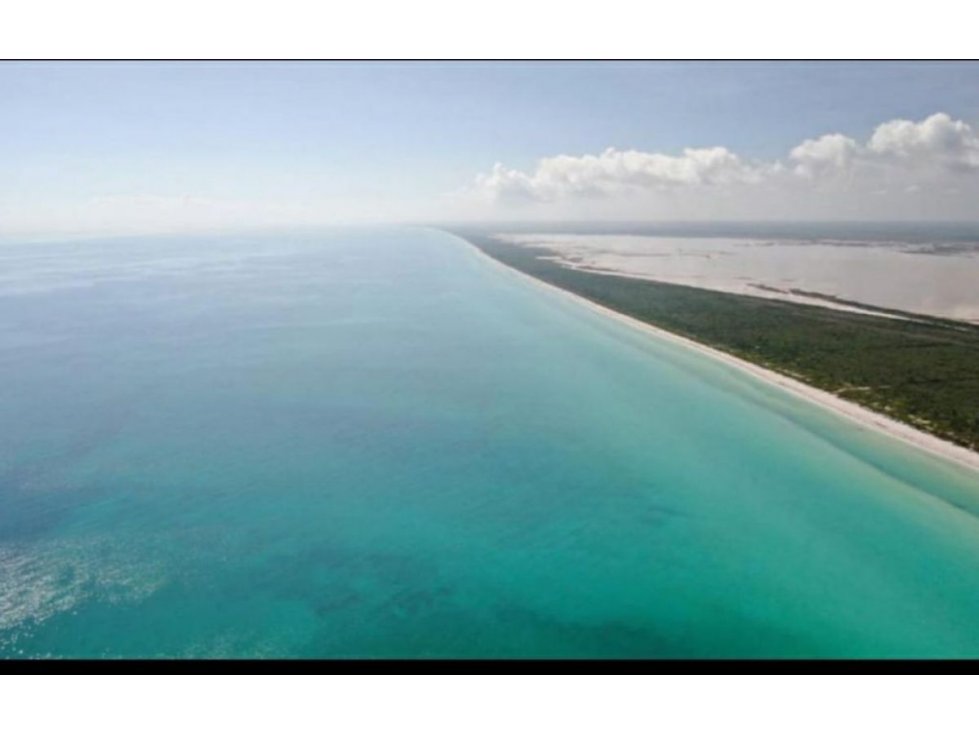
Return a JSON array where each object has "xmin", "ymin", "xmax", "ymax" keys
[{"xmin": 1, "ymin": 227, "xmax": 978, "ymax": 658}]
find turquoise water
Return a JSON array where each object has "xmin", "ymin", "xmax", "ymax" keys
[{"xmin": 2, "ymin": 227, "xmax": 979, "ymax": 659}]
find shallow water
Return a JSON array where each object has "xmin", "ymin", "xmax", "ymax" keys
[{"xmin": 1, "ymin": 227, "xmax": 978, "ymax": 658}]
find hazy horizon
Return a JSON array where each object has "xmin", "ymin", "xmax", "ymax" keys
[
  {"xmin": 8, "ymin": 219, "xmax": 979, "ymax": 248},
  {"xmin": 4, "ymin": 61, "xmax": 979, "ymax": 239}
]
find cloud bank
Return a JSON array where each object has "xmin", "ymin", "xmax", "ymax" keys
[{"xmin": 466, "ymin": 113, "xmax": 979, "ymax": 219}]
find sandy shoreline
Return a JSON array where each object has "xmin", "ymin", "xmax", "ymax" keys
[{"xmin": 456, "ymin": 235, "xmax": 979, "ymax": 476}]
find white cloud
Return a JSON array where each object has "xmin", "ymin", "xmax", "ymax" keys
[
  {"xmin": 467, "ymin": 112, "xmax": 979, "ymax": 219},
  {"xmin": 789, "ymin": 133, "xmax": 859, "ymax": 177},
  {"xmin": 867, "ymin": 112, "xmax": 979, "ymax": 170},
  {"xmin": 474, "ymin": 146, "xmax": 768, "ymax": 203}
]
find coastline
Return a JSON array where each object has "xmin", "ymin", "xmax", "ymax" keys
[{"xmin": 454, "ymin": 234, "xmax": 979, "ymax": 476}]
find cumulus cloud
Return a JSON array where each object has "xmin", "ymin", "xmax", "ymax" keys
[
  {"xmin": 789, "ymin": 133, "xmax": 859, "ymax": 177},
  {"xmin": 475, "ymin": 146, "xmax": 767, "ymax": 203},
  {"xmin": 867, "ymin": 112, "xmax": 979, "ymax": 170},
  {"xmin": 467, "ymin": 112, "xmax": 979, "ymax": 218}
]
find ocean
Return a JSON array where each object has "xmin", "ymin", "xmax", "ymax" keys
[{"xmin": 1, "ymin": 226, "xmax": 978, "ymax": 658}]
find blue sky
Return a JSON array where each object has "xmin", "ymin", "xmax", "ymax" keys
[{"xmin": 3, "ymin": 61, "xmax": 979, "ymax": 235}]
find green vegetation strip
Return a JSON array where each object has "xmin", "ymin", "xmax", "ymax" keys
[{"xmin": 458, "ymin": 233, "xmax": 979, "ymax": 451}]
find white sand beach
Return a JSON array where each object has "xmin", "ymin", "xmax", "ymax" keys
[{"xmin": 462, "ymin": 237, "xmax": 979, "ymax": 475}]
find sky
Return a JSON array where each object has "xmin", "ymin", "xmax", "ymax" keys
[{"xmin": 3, "ymin": 61, "xmax": 979, "ymax": 237}]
